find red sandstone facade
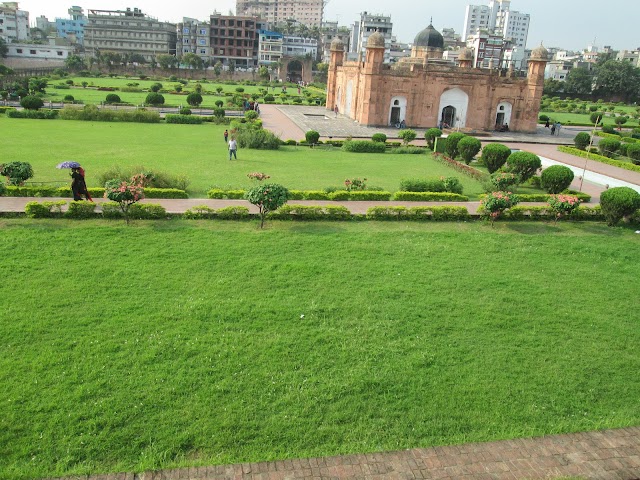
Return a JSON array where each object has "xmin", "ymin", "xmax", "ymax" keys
[{"xmin": 326, "ymin": 29, "xmax": 548, "ymax": 133}]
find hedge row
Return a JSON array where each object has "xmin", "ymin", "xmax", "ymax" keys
[
  {"xmin": 7, "ymin": 109, "xmax": 59, "ymax": 119},
  {"xmin": 557, "ymin": 146, "xmax": 640, "ymax": 173},
  {"xmin": 501, "ymin": 205, "xmax": 604, "ymax": 221},
  {"xmin": 165, "ymin": 114, "xmax": 203, "ymax": 124},
  {"xmin": 596, "ymin": 132, "xmax": 640, "ymax": 144},
  {"xmin": 478, "ymin": 191, "xmax": 592, "ymax": 203},
  {"xmin": 6, "ymin": 186, "xmax": 188, "ymax": 198},
  {"xmin": 207, "ymin": 189, "xmax": 469, "ymax": 202},
  {"xmin": 366, "ymin": 206, "xmax": 470, "ymax": 220},
  {"xmin": 432, "ymin": 152, "xmax": 489, "ymax": 181},
  {"xmin": 268, "ymin": 204, "xmax": 352, "ymax": 220}
]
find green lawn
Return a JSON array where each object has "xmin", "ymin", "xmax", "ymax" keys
[
  {"xmin": 539, "ymin": 111, "xmax": 640, "ymax": 127},
  {"xmin": 0, "ymin": 220, "xmax": 638, "ymax": 479},
  {"xmin": 0, "ymin": 116, "xmax": 487, "ymax": 198}
]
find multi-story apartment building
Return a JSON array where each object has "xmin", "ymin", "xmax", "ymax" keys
[
  {"xmin": 283, "ymin": 35, "xmax": 317, "ymax": 58},
  {"xmin": 177, "ymin": 17, "xmax": 210, "ymax": 61},
  {"xmin": 84, "ymin": 8, "xmax": 176, "ymax": 61},
  {"xmin": 35, "ymin": 15, "xmax": 55, "ymax": 34},
  {"xmin": 257, "ymin": 29, "xmax": 283, "ymax": 65},
  {"xmin": 236, "ymin": 0, "xmax": 323, "ymax": 28},
  {"xmin": 350, "ymin": 12, "xmax": 393, "ymax": 64},
  {"xmin": 55, "ymin": 6, "xmax": 87, "ymax": 45},
  {"xmin": 462, "ymin": 0, "xmax": 529, "ymax": 48},
  {"xmin": 617, "ymin": 49, "xmax": 640, "ymax": 67},
  {"xmin": 465, "ymin": 31, "xmax": 506, "ymax": 68},
  {"xmin": 0, "ymin": 2, "xmax": 30, "ymax": 43},
  {"xmin": 209, "ymin": 13, "xmax": 262, "ymax": 69}
]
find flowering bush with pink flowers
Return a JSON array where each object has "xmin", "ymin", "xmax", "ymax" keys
[
  {"xmin": 547, "ymin": 194, "xmax": 581, "ymax": 223},
  {"xmin": 245, "ymin": 183, "xmax": 289, "ymax": 228},
  {"xmin": 490, "ymin": 172, "xmax": 520, "ymax": 191},
  {"xmin": 344, "ymin": 177, "xmax": 367, "ymax": 191},
  {"xmin": 481, "ymin": 191, "xmax": 520, "ymax": 225},
  {"xmin": 104, "ymin": 178, "xmax": 145, "ymax": 224},
  {"xmin": 247, "ymin": 172, "xmax": 271, "ymax": 182}
]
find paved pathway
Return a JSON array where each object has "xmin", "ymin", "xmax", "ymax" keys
[{"xmin": 46, "ymin": 427, "xmax": 640, "ymax": 480}]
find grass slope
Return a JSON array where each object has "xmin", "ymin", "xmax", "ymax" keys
[
  {"xmin": 0, "ymin": 117, "xmax": 486, "ymax": 197},
  {"xmin": 0, "ymin": 220, "xmax": 639, "ymax": 479}
]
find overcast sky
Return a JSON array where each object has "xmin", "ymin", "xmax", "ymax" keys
[{"xmin": 19, "ymin": 0, "xmax": 640, "ymax": 52}]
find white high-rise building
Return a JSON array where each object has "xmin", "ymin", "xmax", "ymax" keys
[
  {"xmin": 462, "ymin": 0, "xmax": 529, "ymax": 48},
  {"xmin": 236, "ymin": 0, "xmax": 323, "ymax": 28},
  {"xmin": 0, "ymin": 1, "xmax": 30, "ymax": 42},
  {"xmin": 350, "ymin": 11, "xmax": 393, "ymax": 64}
]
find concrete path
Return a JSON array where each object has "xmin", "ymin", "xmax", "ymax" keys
[{"xmin": 45, "ymin": 427, "xmax": 640, "ymax": 480}]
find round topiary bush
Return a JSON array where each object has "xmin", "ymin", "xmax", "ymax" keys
[
  {"xmin": 244, "ymin": 110, "xmax": 258, "ymax": 121},
  {"xmin": 424, "ymin": 128, "xmax": 442, "ymax": 150},
  {"xmin": 444, "ymin": 132, "xmax": 467, "ymax": 159},
  {"xmin": 457, "ymin": 136, "xmax": 482, "ymax": 165},
  {"xmin": 145, "ymin": 92, "xmax": 165, "ymax": 106},
  {"xmin": 504, "ymin": 151, "xmax": 541, "ymax": 182},
  {"xmin": 481, "ymin": 143, "xmax": 512, "ymax": 173},
  {"xmin": 573, "ymin": 132, "xmax": 590, "ymax": 150},
  {"xmin": 626, "ymin": 143, "xmax": 640, "ymax": 165},
  {"xmin": 598, "ymin": 137, "xmax": 621, "ymax": 158},
  {"xmin": 20, "ymin": 95, "xmax": 44, "ymax": 110},
  {"xmin": 372, "ymin": 133, "xmax": 387, "ymax": 143},
  {"xmin": 150, "ymin": 82, "xmax": 163, "ymax": 92},
  {"xmin": 540, "ymin": 165, "xmax": 575, "ymax": 193},
  {"xmin": 539, "ymin": 114, "xmax": 549, "ymax": 122},
  {"xmin": 235, "ymin": 87, "xmax": 245, "ymax": 93},
  {"xmin": 0, "ymin": 161, "xmax": 34, "ymax": 185},
  {"xmin": 599, "ymin": 187, "xmax": 640, "ymax": 226},
  {"xmin": 63, "ymin": 94, "xmax": 75, "ymax": 102},
  {"xmin": 179, "ymin": 107, "xmax": 192, "ymax": 115},
  {"xmin": 305, "ymin": 130, "xmax": 320, "ymax": 144},
  {"xmin": 186, "ymin": 92, "xmax": 203, "ymax": 107},
  {"xmin": 601, "ymin": 125, "xmax": 616, "ymax": 134},
  {"xmin": 264, "ymin": 94, "xmax": 275, "ymax": 102},
  {"xmin": 105, "ymin": 93, "xmax": 121, "ymax": 103},
  {"xmin": 589, "ymin": 112, "xmax": 603, "ymax": 124},
  {"xmin": 215, "ymin": 100, "xmax": 224, "ymax": 108}
]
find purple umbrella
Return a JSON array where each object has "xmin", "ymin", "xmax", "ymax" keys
[{"xmin": 56, "ymin": 161, "xmax": 81, "ymax": 169}]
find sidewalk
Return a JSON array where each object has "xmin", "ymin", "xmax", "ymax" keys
[{"xmin": 45, "ymin": 427, "xmax": 640, "ymax": 480}]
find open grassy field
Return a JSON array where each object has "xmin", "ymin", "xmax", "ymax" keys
[
  {"xmin": 539, "ymin": 111, "xmax": 640, "ymax": 127},
  {"xmin": 1, "ymin": 116, "xmax": 490, "ymax": 198},
  {"xmin": 0, "ymin": 220, "xmax": 638, "ymax": 479}
]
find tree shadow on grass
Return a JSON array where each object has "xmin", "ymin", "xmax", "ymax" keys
[
  {"xmin": 287, "ymin": 222, "xmax": 349, "ymax": 235},
  {"xmin": 504, "ymin": 222, "xmax": 563, "ymax": 235}
]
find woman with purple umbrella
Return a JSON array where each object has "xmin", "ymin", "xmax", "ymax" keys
[{"xmin": 57, "ymin": 161, "xmax": 92, "ymax": 201}]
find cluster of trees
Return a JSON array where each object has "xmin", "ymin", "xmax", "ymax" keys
[{"xmin": 544, "ymin": 55, "xmax": 640, "ymax": 103}]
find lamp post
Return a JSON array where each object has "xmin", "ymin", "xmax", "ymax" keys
[{"xmin": 579, "ymin": 115, "xmax": 601, "ymax": 192}]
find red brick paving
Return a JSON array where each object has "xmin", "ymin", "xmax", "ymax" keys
[{"xmin": 45, "ymin": 427, "xmax": 640, "ymax": 480}]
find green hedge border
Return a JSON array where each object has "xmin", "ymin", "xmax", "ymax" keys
[
  {"xmin": 207, "ymin": 189, "xmax": 470, "ymax": 202},
  {"xmin": 557, "ymin": 146, "xmax": 640, "ymax": 173},
  {"xmin": 6, "ymin": 186, "xmax": 189, "ymax": 198}
]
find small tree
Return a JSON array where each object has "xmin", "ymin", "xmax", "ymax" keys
[
  {"xmin": 20, "ymin": 95, "xmax": 44, "ymax": 110},
  {"xmin": 150, "ymin": 82, "xmax": 163, "ymax": 92},
  {"xmin": 481, "ymin": 191, "xmax": 519, "ymax": 226},
  {"xmin": 589, "ymin": 112, "xmax": 602, "ymax": 124},
  {"xmin": 398, "ymin": 129, "xmax": 417, "ymax": 146},
  {"xmin": 444, "ymin": 132, "xmax": 466, "ymax": 159},
  {"xmin": 424, "ymin": 128, "xmax": 442, "ymax": 150},
  {"xmin": 372, "ymin": 133, "xmax": 387, "ymax": 143},
  {"xmin": 215, "ymin": 86, "xmax": 223, "ymax": 94},
  {"xmin": 104, "ymin": 178, "xmax": 145, "ymax": 224},
  {"xmin": 245, "ymin": 183, "xmax": 289, "ymax": 228},
  {"xmin": 105, "ymin": 93, "xmax": 121, "ymax": 103},
  {"xmin": 174, "ymin": 84, "xmax": 183, "ymax": 92},
  {"xmin": 213, "ymin": 107, "xmax": 225, "ymax": 119},
  {"xmin": 63, "ymin": 94, "xmax": 75, "ymax": 102},
  {"xmin": 504, "ymin": 151, "xmax": 541, "ymax": 182},
  {"xmin": 626, "ymin": 143, "xmax": 640, "ymax": 165},
  {"xmin": 598, "ymin": 138, "xmax": 621, "ymax": 158},
  {"xmin": 490, "ymin": 172, "xmax": 520, "ymax": 191},
  {"xmin": 305, "ymin": 130, "xmax": 320, "ymax": 144},
  {"xmin": 457, "ymin": 136, "xmax": 482, "ymax": 165},
  {"xmin": 540, "ymin": 165, "xmax": 574, "ymax": 193},
  {"xmin": 0, "ymin": 161, "xmax": 34, "ymax": 185},
  {"xmin": 599, "ymin": 187, "xmax": 640, "ymax": 226},
  {"xmin": 573, "ymin": 132, "xmax": 590, "ymax": 150},
  {"xmin": 145, "ymin": 92, "xmax": 165, "ymax": 105},
  {"xmin": 186, "ymin": 92, "xmax": 203, "ymax": 107},
  {"xmin": 547, "ymin": 194, "xmax": 581, "ymax": 223},
  {"xmin": 194, "ymin": 83, "xmax": 203, "ymax": 94},
  {"xmin": 245, "ymin": 110, "xmax": 258, "ymax": 121},
  {"xmin": 614, "ymin": 116, "xmax": 628, "ymax": 128},
  {"xmin": 481, "ymin": 143, "xmax": 512, "ymax": 173}
]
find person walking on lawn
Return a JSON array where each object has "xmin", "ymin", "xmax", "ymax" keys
[{"xmin": 228, "ymin": 137, "xmax": 237, "ymax": 160}]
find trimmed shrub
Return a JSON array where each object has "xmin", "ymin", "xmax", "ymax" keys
[
  {"xmin": 24, "ymin": 200, "xmax": 66, "ymax": 218},
  {"xmin": 127, "ymin": 203, "xmax": 167, "ymax": 219},
  {"xmin": 442, "ymin": 177, "xmax": 463, "ymax": 194},
  {"xmin": 539, "ymin": 114, "xmax": 549, "ymax": 122},
  {"xmin": 145, "ymin": 92, "xmax": 165, "ymax": 105},
  {"xmin": 457, "ymin": 136, "xmax": 482, "ymax": 165},
  {"xmin": 372, "ymin": 133, "xmax": 387, "ymax": 143},
  {"xmin": 444, "ymin": 132, "xmax": 466, "ymax": 159},
  {"xmin": 391, "ymin": 191, "xmax": 469, "ymax": 201},
  {"xmin": 574, "ymin": 132, "xmax": 590, "ymax": 150},
  {"xmin": 186, "ymin": 92, "xmax": 203, "ymax": 107},
  {"xmin": 540, "ymin": 165, "xmax": 574, "ymax": 193},
  {"xmin": 328, "ymin": 191, "xmax": 392, "ymax": 201},
  {"xmin": 598, "ymin": 137, "xmax": 621, "ymax": 158},
  {"xmin": 398, "ymin": 129, "xmax": 417, "ymax": 145},
  {"xmin": 400, "ymin": 178, "xmax": 445, "ymax": 192},
  {"xmin": 183, "ymin": 205, "xmax": 216, "ymax": 219},
  {"xmin": 235, "ymin": 128, "xmax": 281, "ymax": 150},
  {"xmin": 215, "ymin": 206, "xmax": 250, "ymax": 220},
  {"xmin": 20, "ymin": 95, "xmax": 44, "ymax": 110},
  {"xmin": 589, "ymin": 112, "xmax": 603, "ymax": 124},
  {"xmin": 504, "ymin": 151, "xmax": 541, "ymax": 182},
  {"xmin": 341, "ymin": 140, "xmax": 386, "ymax": 153},
  {"xmin": 7, "ymin": 109, "xmax": 58, "ymax": 119},
  {"xmin": 65, "ymin": 200, "xmax": 97, "ymax": 219},
  {"xmin": 150, "ymin": 82, "xmax": 163, "ymax": 92},
  {"xmin": 0, "ymin": 161, "xmax": 34, "ymax": 185},
  {"xmin": 558, "ymin": 146, "xmax": 640, "ymax": 174},
  {"xmin": 63, "ymin": 95, "xmax": 75, "ymax": 102},
  {"xmin": 366, "ymin": 205, "xmax": 469, "ymax": 221},
  {"xmin": 599, "ymin": 187, "xmax": 640, "ymax": 226},
  {"xmin": 490, "ymin": 172, "xmax": 519, "ymax": 191},
  {"xmin": 105, "ymin": 93, "xmax": 121, "ymax": 103},
  {"xmin": 303, "ymin": 190, "xmax": 331, "ymax": 200},
  {"xmin": 601, "ymin": 125, "xmax": 616, "ymax": 134},
  {"xmin": 179, "ymin": 107, "xmax": 192, "ymax": 115},
  {"xmin": 481, "ymin": 143, "xmax": 512, "ymax": 174},
  {"xmin": 626, "ymin": 143, "xmax": 640, "ymax": 165},
  {"xmin": 305, "ymin": 130, "xmax": 320, "ymax": 144},
  {"xmin": 165, "ymin": 114, "xmax": 203, "ymax": 124},
  {"xmin": 424, "ymin": 128, "xmax": 442, "ymax": 149},
  {"xmin": 391, "ymin": 147, "xmax": 425, "ymax": 154}
]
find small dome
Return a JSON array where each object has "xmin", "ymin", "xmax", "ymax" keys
[
  {"xmin": 330, "ymin": 37, "xmax": 344, "ymax": 51},
  {"xmin": 530, "ymin": 44, "xmax": 549, "ymax": 61},
  {"xmin": 367, "ymin": 31, "xmax": 386, "ymax": 49},
  {"xmin": 414, "ymin": 24, "xmax": 444, "ymax": 49},
  {"xmin": 459, "ymin": 47, "xmax": 474, "ymax": 61}
]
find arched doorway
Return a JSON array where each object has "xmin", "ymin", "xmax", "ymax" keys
[
  {"xmin": 345, "ymin": 80, "xmax": 353, "ymax": 117},
  {"xmin": 495, "ymin": 101, "xmax": 513, "ymax": 129},
  {"xmin": 441, "ymin": 106, "xmax": 456, "ymax": 128},
  {"xmin": 438, "ymin": 88, "xmax": 469, "ymax": 128},
  {"xmin": 287, "ymin": 60, "xmax": 303, "ymax": 83},
  {"xmin": 388, "ymin": 97, "xmax": 407, "ymax": 126}
]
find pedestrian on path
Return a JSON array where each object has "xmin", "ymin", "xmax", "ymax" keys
[
  {"xmin": 223, "ymin": 129, "xmax": 229, "ymax": 143},
  {"xmin": 550, "ymin": 123, "xmax": 556, "ymax": 135},
  {"xmin": 555, "ymin": 122, "xmax": 562, "ymax": 136},
  {"xmin": 544, "ymin": 119, "xmax": 550, "ymax": 128},
  {"xmin": 228, "ymin": 138, "xmax": 237, "ymax": 160},
  {"xmin": 70, "ymin": 167, "xmax": 92, "ymax": 201},
  {"xmin": 334, "ymin": 105, "xmax": 338, "ymax": 117}
]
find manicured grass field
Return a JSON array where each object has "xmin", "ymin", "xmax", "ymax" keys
[
  {"xmin": 0, "ymin": 116, "xmax": 487, "ymax": 198},
  {"xmin": 0, "ymin": 220, "xmax": 638, "ymax": 479},
  {"xmin": 539, "ymin": 111, "xmax": 640, "ymax": 127}
]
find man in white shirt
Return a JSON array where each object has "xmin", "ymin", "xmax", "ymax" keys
[{"xmin": 228, "ymin": 138, "xmax": 237, "ymax": 160}]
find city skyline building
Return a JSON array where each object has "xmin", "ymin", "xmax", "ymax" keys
[{"xmin": 236, "ymin": 0, "xmax": 323, "ymax": 28}]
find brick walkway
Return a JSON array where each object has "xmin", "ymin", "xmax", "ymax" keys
[{"xmin": 46, "ymin": 427, "xmax": 640, "ymax": 480}]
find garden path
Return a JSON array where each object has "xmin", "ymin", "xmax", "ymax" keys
[{"xmin": 44, "ymin": 426, "xmax": 640, "ymax": 480}]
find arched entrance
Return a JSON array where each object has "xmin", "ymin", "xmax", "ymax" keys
[
  {"xmin": 287, "ymin": 60, "xmax": 303, "ymax": 84},
  {"xmin": 388, "ymin": 96, "xmax": 407, "ymax": 126},
  {"xmin": 495, "ymin": 101, "xmax": 513, "ymax": 129},
  {"xmin": 438, "ymin": 88, "xmax": 469, "ymax": 128}
]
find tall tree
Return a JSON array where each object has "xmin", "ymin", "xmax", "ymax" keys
[
  {"xmin": 157, "ymin": 54, "xmax": 178, "ymax": 70},
  {"xmin": 0, "ymin": 38, "xmax": 8, "ymax": 58},
  {"xmin": 594, "ymin": 60, "xmax": 640, "ymax": 102},
  {"xmin": 65, "ymin": 54, "xmax": 86, "ymax": 72},
  {"xmin": 564, "ymin": 67, "xmax": 593, "ymax": 94},
  {"xmin": 182, "ymin": 53, "xmax": 203, "ymax": 70}
]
